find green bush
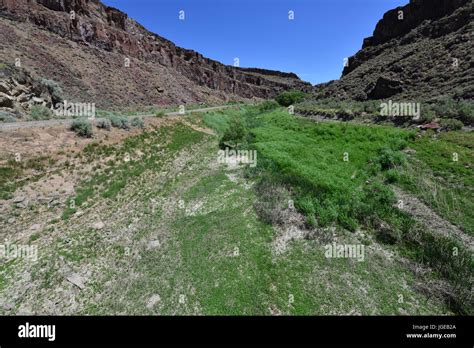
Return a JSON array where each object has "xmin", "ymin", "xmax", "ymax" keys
[
  {"xmin": 258, "ymin": 100, "xmax": 279, "ymax": 112},
  {"xmin": 40, "ymin": 78, "xmax": 63, "ymax": 103},
  {"xmin": 219, "ymin": 118, "xmax": 246, "ymax": 148},
  {"xmin": 131, "ymin": 117, "xmax": 145, "ymax": 128},
  {"xmin": 96, "ymin": 118, "xmax": 111, "ymax": 131},
  {"xmin": 385, "ymin": 169, "xmax": 401, "ymax": 183},
  {"xmin": 108, "ymin": 115, "xmax": 130, "ymax": 130},
  {"xmin": 0, "ymin": 111, "xmax": 17, "ymax": 122},
  {"xmin": 376, "ymin": 148, "xmax": 406, "ymax": 170},
  {"xmin": 440, "ymin": 118, "xmax": 463, "ymax": 131},
  {"xmin": 71, "ymin": 119, "xmax": 93, "ymax": 138},
  {"xmin": 30, "ymin": 105, "xmax": 53, "ymax": 120},
  {"xmin": 275, "ymin": 90, "xmax": 308, "ymax": 107}
]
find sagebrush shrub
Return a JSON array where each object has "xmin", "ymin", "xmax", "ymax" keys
[
  {"xmin": 71, "ymin": 119, "xmax": 93, "ymax": 137},
  {"xmin": 30, "ymin": 105, "xmax": 52, "ymax": 120},
  {"xmin": 131, "ymin": 117, "xmax": 145, "ymax": 128},
  {"xmin": 96, "ymin": 118, "xmax": 111, "ymax": 131},
  {"xmin": 108, "ymin": 115, "xmax": 130, "ymax": 130}
]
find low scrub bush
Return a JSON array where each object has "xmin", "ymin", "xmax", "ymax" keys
[
  {"xmin": 440, "ymin": 118, "xmax": 463, "ymax": 131},
  {"xmin": 219, "ymin": 118, "xmax": 246, "ymax": 148},
  {"xmin": 96, "ymin": 118, "xmax": 111, "ymax": 131},
  {"xmin": 71, "ymin": 119, "xmax": 93, "ymax": 137},
  {"xmin": 108, "ymin": 115, "xmax": 130, "ymax": 130},
  {"xmin": 258, "ymin": 100, "xmax": 279, "ymax": 112},
  {"xmin": 39, "ymin": 78, "xmax": 63, "ymax": 103},
  {"xmin": 131, "ymin": 117, "xmax": 145, "ymax": 128},
  {"xmin": 375, "ymin": 148, "xmax": 406, "ymax": 170},
  {"xmin": 275, "ymin": 90, "xmax": 308, "ymax": 107},
  {"xmin": 30, "ymin": 105, "xmax": 53, "ymax": 120}
]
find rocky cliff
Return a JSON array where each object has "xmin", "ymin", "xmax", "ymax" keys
[
  {"xmin": 0, "ymin": 0, "xmax": 311, "ymax": 112},
  {"xmin": 317, "ymin": 0, "xmax": 473, "ymax": 101}
]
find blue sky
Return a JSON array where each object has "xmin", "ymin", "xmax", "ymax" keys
[{"xmin": 102, "ymin": 0, "xmax": 408, "ymax": 85}]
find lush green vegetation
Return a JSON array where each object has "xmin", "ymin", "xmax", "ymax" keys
[
  {"xmin": 203, "ymin": 105, "xmax": 473, "ymax": 314},
  {"xmin": 295, "ymin": 97, "xmax": 474, "ymax": 126},
  {"xmin": 275, "ymin": 90, "xmax": 309, "ymax": 107},
  {"xmin": 2, "ymin": 104, "xmax": 471, "ymax": 315},
  {"xmin": 397, "ymin": 131, "xmax": 474, "ymax": 236}
]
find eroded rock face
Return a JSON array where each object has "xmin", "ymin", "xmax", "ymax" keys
[
  {"xmin": 0, "ymin": 0, "xmax": 312, "ymax": 109},
  {"xmin": 0, "ymin": 65, "xmax": 57, "ymax": 119},
  {"xmin": 318, "ymin": 0, "xmax": 473, "ymax": 101},
  {"xmin": 362, "ymin": 0, "xmax": 470, "ymax": 49}
]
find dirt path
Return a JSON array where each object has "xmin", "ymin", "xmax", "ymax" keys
[
  {"xmin": 393, "ymin": 186, "xmax": 474, "ymax": 250},
  {"xmin": 0, "ymin": 105, "xmax": 239, "ymax": 131}
]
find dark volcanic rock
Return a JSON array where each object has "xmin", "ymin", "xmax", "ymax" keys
[
  {"xmin": 367, "ymin": 76, "xmax": 404, "ymax": 100},
  {"xmin": 0, "ymin": 0, "xmax": 312, "ymax": 109},
  {"xmin": 318, "ymin": 0, "xmax": 473, "ymax": 101}
]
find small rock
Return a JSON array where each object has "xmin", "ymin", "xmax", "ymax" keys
[
  {"xmin": 2, "ymin": 303, "xmax": 14, "ymax": 311},
  {"xmin": 147, "ymin": 240, "xmax": 161, "ymax": 250},
  {"xmin": 32, "ymin": 96, "xmax": 44, "ymax": 104},
  {"xmin": 66, "ymin": 273, "xmax": 85, "ymax": 290},
  {"xmin": 30, "ymin": 224, "xmax": 41, "ymax": 232},
  {"xmin": 91, "ymin": 221, "xmax": 105, "ymax": 230},
  {"xmin": 146, "ymin": 294, "xmax": 161, "ymax": 309},
  {"xmin": 12, "ymin": 195, "xmax": 26, "ymax": 203},
  {"xmin": 48, "ymin": 199, "xmax": 60, "ymax": 208},
  {"xmin": 16, "ymin": 199, "xmax": 29, "ymax": 209}
]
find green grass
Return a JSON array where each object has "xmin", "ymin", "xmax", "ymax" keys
[
  {"xmin": 394, "ymin": 131, "xmax": 474, "ymax": 236},
  {"xmin": 3, "ymin": 108, "xmax": 470, "ymax": 316},
  {"xmin": 203, "ymin": 106, "xmax": 473, "ymax": 314},
  {"xmin": 80, "ymin": 132, "xmax": 445, "ymax": 315}
]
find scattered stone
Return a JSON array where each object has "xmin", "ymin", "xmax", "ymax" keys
[
  {"xmin": 91, "ymin": 221, "xmax": 105, "ymax": 230},
  {"xmin": 146, "ymin": 294, "xmax": 161, "ymax": 309},
  {"xmin": 16, "ymin": 199, "xmax": 29, "ymax": 209},
  {"xmin": 32, "ymin": 96, "xmax": 45, "ymax": 104},
  {"xmin": 12, "ymin": 195, "xmax": 26, "ymax": 203},
  {"xmin": 418, "ymin": 122, "xmax": 441, "ymax": 131},
  {"xmin": 7, "ymin": 217, "xmax": 16, "ymax": 224},
  {"xmin": 66, "ymin": 273, "xmax": 85, "ymax": 290},
  {"xmin": 2, "ymin": 303, "xmax": 14, "ymax": 311},
  {"xmin": 147, "ymin": 240, "xmax": 161, "ymax": 250},
  {"xmin": 29, "ymin": 224, "xmax": 41, "ymax": 232}
]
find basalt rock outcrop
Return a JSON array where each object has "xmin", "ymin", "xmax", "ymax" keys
[
  {"xmin": 0, "ymin": 0, "xmax": 311, "ymax": 111},
  {"xmin": 316, "ymin": 0, "xmax": 473, "ymax": 101}
]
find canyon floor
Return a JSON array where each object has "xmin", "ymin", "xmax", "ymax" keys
[{"xmin": 0, "ymin": 106, "xmax": 472, "ymax": 315}]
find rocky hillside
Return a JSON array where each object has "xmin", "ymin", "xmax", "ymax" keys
[
  {"xmin": 0, "ymin": 0, "xmax": 311, "ymax": 112},
  {"xmin": 316, "ymin": 0, "xmax": 473, "ymax": 101}
]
